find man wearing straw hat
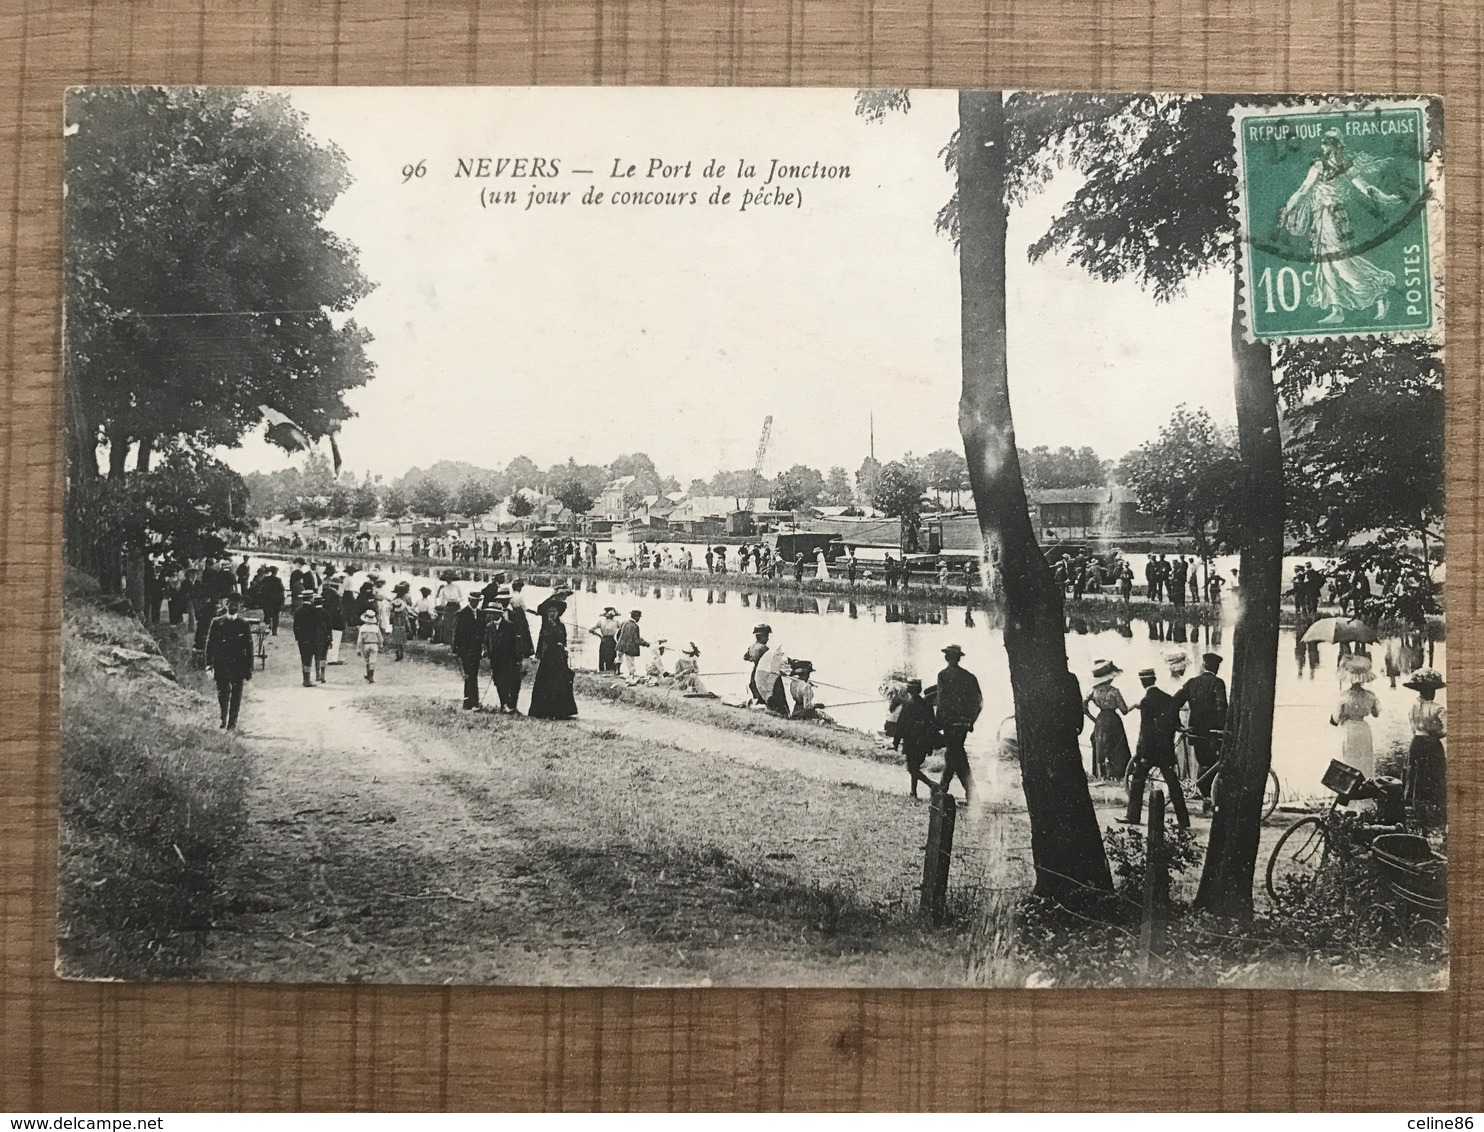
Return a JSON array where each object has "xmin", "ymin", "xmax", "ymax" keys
[
  {"xmin": 485, "ymin": 591, "xmax": 530, "ymax": 714},
  {"xmin": 616, "ymin": 609, "xmax": 648, "ymax": 681},
  {"xmin": 933, "ymin": 644, "xmax": 982, "ymax": 803}
]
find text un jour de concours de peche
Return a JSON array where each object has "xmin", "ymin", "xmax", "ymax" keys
[{"xmin": 401, "ymin": 155, "xmax": 852, "ymax": 212}]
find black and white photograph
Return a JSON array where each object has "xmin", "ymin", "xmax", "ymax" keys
[{"xmin": 59, "ymin": 86, "xmax": 1447, "ymax": 989}]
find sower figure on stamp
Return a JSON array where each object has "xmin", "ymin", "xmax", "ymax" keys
[
  {"xmin": 205, "ymin": 594, "xmax": 254, "ymax": 730},
  {"xmin": 1121, "ymin": 667, "xmax": 1191, "ymax": 829},
  {"xmin": 933, "ymin": 644, "xmax": 982, "ymax": 804},
  {"xmin": 1277, "ymin": 128, "xmax": 1401, "ymax": 327}
]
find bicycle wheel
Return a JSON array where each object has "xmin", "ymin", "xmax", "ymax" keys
[
  {"xmin": 1263, "ymin": 769, "xmax": 1281, "ymax": 821},
  {"xmin": 1209, "ymin": 767, "xmax": 1282, "ymax": 821},
  {"xmin": 1410, "ymin": 917, "xmax": 1447, "ymax": 950},
  {"xmin": 1356, "ymin": 902, "xmax": 1400, "ymax": 943},
  {"xmin": 1266, "ymin": 815, "xmax": 1333, "ymax": 906}
]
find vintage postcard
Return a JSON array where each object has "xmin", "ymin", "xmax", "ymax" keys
[{"xmin": 59, "ymin": 88, "xmax": 1446, "ymax": 989}]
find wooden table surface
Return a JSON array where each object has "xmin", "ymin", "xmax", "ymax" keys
[{"xmin": 2, "ymin": 0, "xmax": 1479, "ymax": 1111}]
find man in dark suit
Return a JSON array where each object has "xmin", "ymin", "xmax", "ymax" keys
[
  {"xmin": 1172, "ymin": 651, "xmax": 1228, "ymax": 808},
  {"xmin": 484, "ymin": 595, "xmax": 532, "ymax": 714},
  {"xmin": 452, "ymin": 591, "xmax": 486, "ymax": 709},
  {"xmin": 1122, "ymin": 667, "xmax": 1190, "ymax": 827},
  {"xmin": 205, "ymin": 594, "xmax": 255, "ymax": 730},
  {"xmin": 933, "ymin": 643, "xmax": 983, "ymax": 804},
  {"xmin": 1170, "ymin": 556, "xmax": 1188, "ymax": 608},
  {"xmin": 259, "ymin": 565, "xmax": 286, "ymax": 635}
]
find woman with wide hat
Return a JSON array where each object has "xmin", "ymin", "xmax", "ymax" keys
[
  {"xmin": 1083, "ymin": 659, "xmax": 1133, "ymax": 780},
  {"xmin": 672, "ymin": 642, "xmax": 707, "ymax": 695},
  {"xmin": 1402, "ymin": 667, "xmax": 1446, "ymax": 825},
  {"xmin": 528, "ymin": 596, "xmax": 577, "ymax": 720},
  {"xmin": 1330, "ymin": 653, "xmax": 1380, "ymax": 779}
]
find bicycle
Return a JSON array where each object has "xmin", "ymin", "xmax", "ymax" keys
[
  {"xmin": 1264, "ymin": 759, "xmax": 1407, "ymax": 908},
  {"xmin": 1178, "ymin": 729, "xmax": 1281, "ymax": 821}
]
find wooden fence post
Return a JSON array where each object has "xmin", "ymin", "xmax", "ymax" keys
[
  {"xmin": 921, "ymin": 790, "xmax": 957, "ymax": 926},
  {"xmin": 1139, "ymin": 789, "xmax": 1168, "ymax": 975}
]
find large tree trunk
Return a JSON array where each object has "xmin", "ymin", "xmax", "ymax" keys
[
  {"xmin": 956, "ymin": 90, "xmax": 1111, "ymax": 904},
  {"xmin": 136, "ymin": 435, "xmax": 154, "ymax": 473},
  {"xmin": 1195, "ymin": 273, "xmax": 1283, "ymax": 918},
  {"xmin": 106, "ymin": 426, "xmax": 130, "ymax": 479}
]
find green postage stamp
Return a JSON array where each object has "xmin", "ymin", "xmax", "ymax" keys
[{"xmin": 1232, "ymin": 99, "xmax": 1439, "ymax": 341}]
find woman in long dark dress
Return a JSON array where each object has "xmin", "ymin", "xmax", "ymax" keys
[
  {"xmin": 1083, "ymin": 659, "xmax": 1133, "ymax": 780},
  {"xmin": 529, "ymin": 600, "xmax": 578, "ymax": 720}
]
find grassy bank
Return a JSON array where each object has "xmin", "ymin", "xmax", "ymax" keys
[
  {"xmin": 399, "ymin": 635, "xmax": 902, "ymax": 766},
  {"xmin": 59, "ymin": 574, "xmax": 251, "ymax": 979},
  {"xmin": 362, "ymin": 694, "xmax": 975, "ymax": 983}
]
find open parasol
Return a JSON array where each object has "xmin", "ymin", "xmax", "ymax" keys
[{"xmin": 1300, "ymin": 616, "xmax": 1378, "ymax": 645}]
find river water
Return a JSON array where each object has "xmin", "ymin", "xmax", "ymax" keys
[{"xmin": 259, "ymin": 554, "xmax": 1444, "ymax": 805}]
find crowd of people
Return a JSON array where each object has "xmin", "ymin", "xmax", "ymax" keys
[
  {"xmin": 146, "ymin": 547, "xmax": 1444, "ymax": 827},
  {"xmin": 1076, "ymin": 643, "xmax": 1446, "ymax": 829},
  {"xmin": 1052, "ymin": 550, "xmax": 1227, "ymax": 606},
  {"xmin": 247, "ymin": 532, "xmax": 979, "ymax": 593}
]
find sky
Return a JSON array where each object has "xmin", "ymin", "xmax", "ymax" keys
[{"xmin": 220, "ymin": 87, "xmax": 1235, "ymax": 485}]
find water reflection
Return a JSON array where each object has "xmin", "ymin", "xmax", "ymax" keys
[{"xmin": 260, "ymin": 552, "xmax": 1444, "ymax": 803}]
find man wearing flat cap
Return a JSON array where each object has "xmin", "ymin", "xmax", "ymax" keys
[
  {"xmin": 1122, "ymin": 667, "xmax": 1190, "ymax": 828},
  {"xmin": 933, "ymin": 644, "xmax": 982, "ymax": 803},
  {"xmin": 1173, "ymin": 651, "xmax": 1228, "ymax": 809}
]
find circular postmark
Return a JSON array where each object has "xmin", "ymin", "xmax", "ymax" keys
[{"xmin": 1234, "ymin": 99, "xmax": 1436, "ymax": 339}]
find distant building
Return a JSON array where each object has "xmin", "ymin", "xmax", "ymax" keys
[
  {"xmin": 914, "ymin": 487, "xmax": 1161, "ymax": 558},
  {"xmin": 597, "ymin": 476, "xmax": 636, "ymax": 521},
  {"xmin": 1030, "ymin": 485, "xmax": 1158, "ymax": 541},
  {"xmin": 664, "ymin": 495, "xmax": 739, "ymax": 536}
]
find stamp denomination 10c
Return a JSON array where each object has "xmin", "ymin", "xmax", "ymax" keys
[{"xmin": 1233, "ymin": 100, "xmax": 1437, "ymax": 341}]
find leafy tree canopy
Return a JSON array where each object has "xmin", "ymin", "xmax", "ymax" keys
[
  {"xmin": 871, "ymin": 460, "xmax": 926, "ymax": 519},
  {"xmin": 65, "ymin": 87, "xmax": 375, "ymax": 472},
  {"xmin": 1119, "ymin": 406, "xmax": 1245, "ymax": 556},
  {"xmin": 555, "ymin": 477, "xmax": 596, "ymax": 516},
  {"xmin": 349, "ymin": 481, "xmax": 380, "ymax": 520},
  {"xmin": 770, "ymin": 464, "xmax": 826, "ymax": 511},
  {"xmin": 504, "ymin": 456, "xmax": 541, "ymax": 488},
  {"xmin": 1019, "ymin": 445, "xmax": 1108, "ymax": 490},
  {"xmin": 455, "ymin": 477, "xmax": 500, "ymax": 518},
  {"xmin": 922, "ymin": 448, "xmax": 970, "ymax": 503},
  {"xmin": 855, "ymin": 456, "xmax": 883, "ymax": 502},
  {"xmin": 506, "ymin": 490, "xmax": 536, "ymax": 519},
  {"xmin": 380, "ymin": 486, "xmax": 408, "ymax": 521},
  {"xmin": 410, "ymin": 479, "xmax": 451, "ymax": 521},
  {"xmin": 1279, "ymin": 339, "xmax": 1443, "ymax": 551},
  {"xmin": 820, "ymin": 465, "xmax": 854, "ymax": 506}
]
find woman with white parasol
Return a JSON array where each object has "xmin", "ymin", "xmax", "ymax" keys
[{"xmin": 1330, "ymin": 653, "xmax": 1381, "ymax": 780}]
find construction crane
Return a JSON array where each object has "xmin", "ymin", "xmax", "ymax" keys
[{"xmin": 743, "ymin": 414, "xmax": 773, "ymax": 516}]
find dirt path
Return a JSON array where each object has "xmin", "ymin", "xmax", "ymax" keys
[
  {"xmin": 198, "ymin": 632, "xmax": 971, "ymax": 985},
  {"xmin": 199, "ymin": 628, "xmax": 1308, "ymax": 984}
]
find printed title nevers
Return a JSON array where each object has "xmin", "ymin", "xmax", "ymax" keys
[{"xmin": 453, "ymin": 156, "xmax": 850, "ymax": 184}]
